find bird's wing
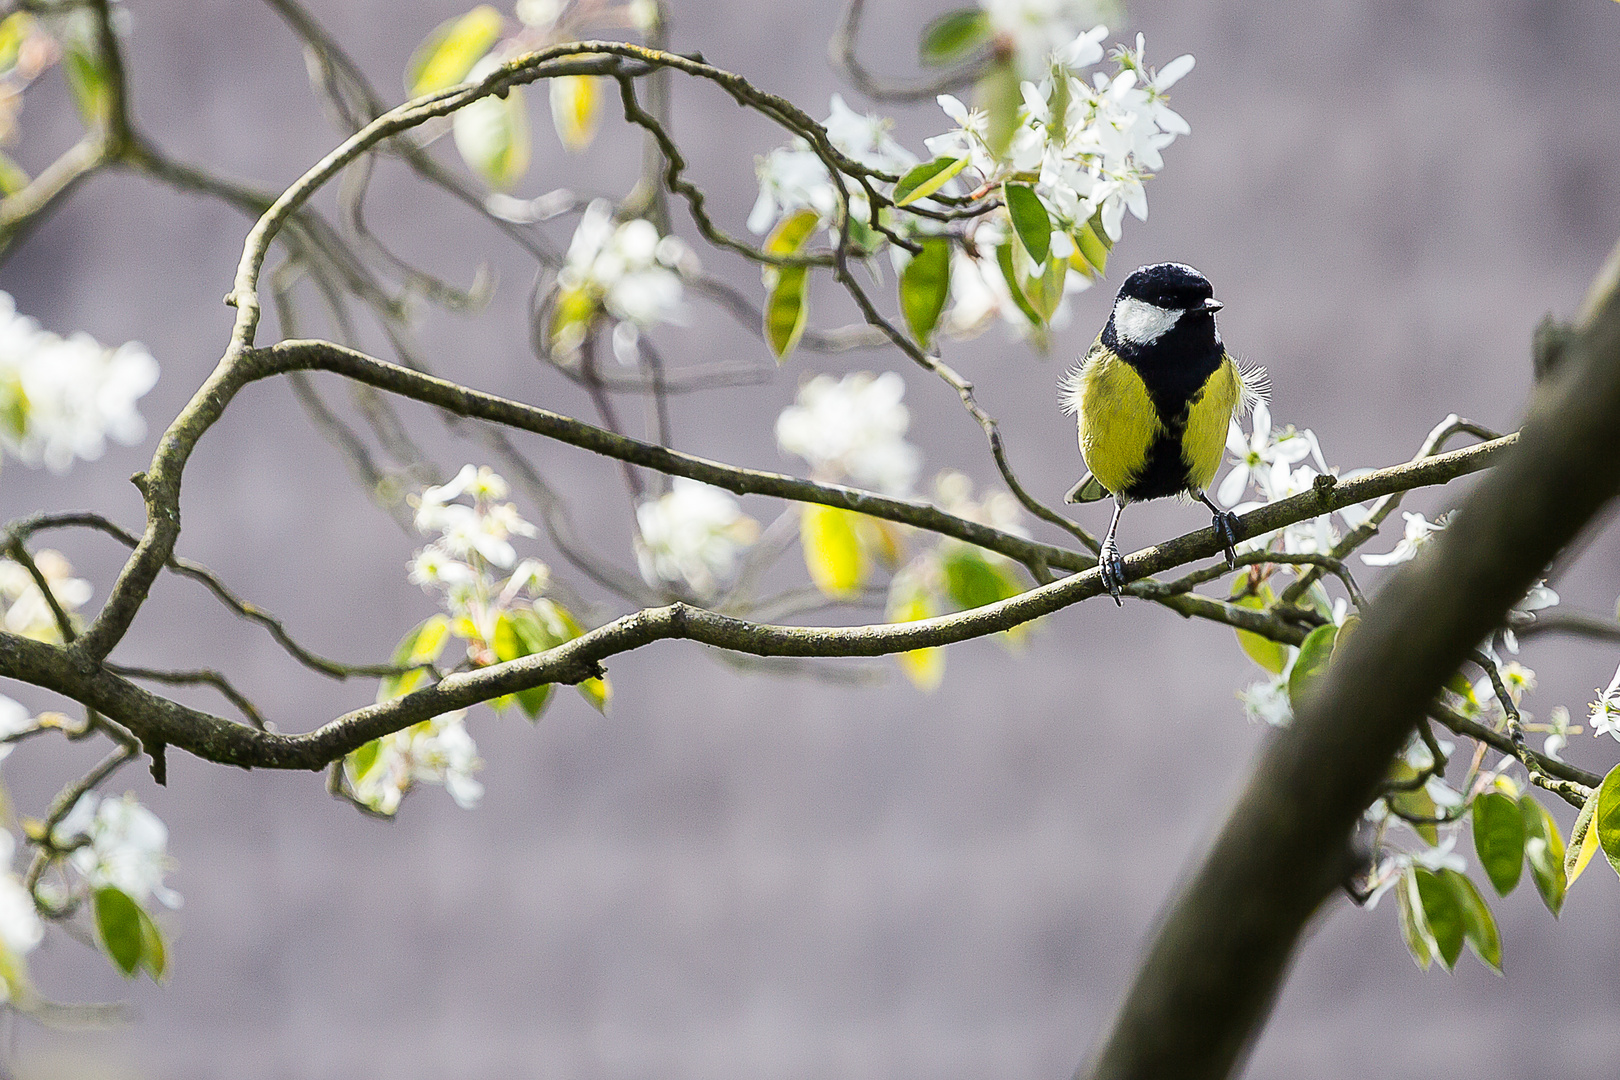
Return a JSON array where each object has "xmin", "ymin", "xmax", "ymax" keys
[{"xmin": 1064, "ymin": 472, "xmax": 1109, "ymax": 504}]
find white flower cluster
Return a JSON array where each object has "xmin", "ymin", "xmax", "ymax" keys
[
  {"xmin": 634, "ymin": 478, "xmax": 759, "ymax": 599},
  {"xmin": 350, "ymin": 711, "xmax": 484, "ymax": 815},
  {"xmin": 0, "ymin": 291, "xmax": 158, "ymax": 473},
  {"xmin": 0, "ymin": 549, "xmax": 91, "ymax": 642},
  {"xmin": 776, "ymin": 372, "xmax": 922, "ymax": 497},
  {"xmin": 748, "ymin": 95, "xmax": 917, "ymax": 235},
  {"xmin": 52, "ymin": 792, "xmax": 181, "ymax": 909},
  {"xmin": 929, "ymin": 32, "xmax": 1191, "ymax": 245},
  {"xmin": 409, "ymin": 464, "xmax": 548, "ymax": 637},
  {"xmin": 556, "ymin": 200, "xmax": 695, "ymax": 356},
  {"xmin": 1219, "ymin": 404, "xmax": 1371, "ymax": 558}
]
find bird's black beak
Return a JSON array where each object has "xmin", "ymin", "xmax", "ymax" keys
[{"xmin": 1197, "ymin": 298, "xmax": 1224, "ymax": 315}]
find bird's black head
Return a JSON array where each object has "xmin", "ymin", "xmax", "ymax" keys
[{"xmin": 1116, "ymin": 262, "xmax": 1217, "ymax": 311}]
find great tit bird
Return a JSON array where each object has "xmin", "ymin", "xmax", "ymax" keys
[{"xmin": 1060, "ymin": 262, "xmax": 1268, "ymax": 604}]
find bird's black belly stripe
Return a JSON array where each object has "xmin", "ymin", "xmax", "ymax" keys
[{"xmin": 1124, "ymin": 432, "xmax": 1194, "ymax": 500}]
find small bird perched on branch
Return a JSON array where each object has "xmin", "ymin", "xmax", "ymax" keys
[{"xmin": 1061, "ymin": 262, "xmax": 1268, "ymax": 604}]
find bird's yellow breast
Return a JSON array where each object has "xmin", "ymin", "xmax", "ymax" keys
[
  {"xmin": 1073, "ymin": 351, "xmax": 1163, "ymax": 496},
  {"xmin": 1181, "ymin": 355, "xmax": 1242, "ymax": 492}
]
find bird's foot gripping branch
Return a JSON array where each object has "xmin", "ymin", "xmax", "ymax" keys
[{"xmin": 2, "ymin": 4, "xmax": 1620, "ymax": 1080}]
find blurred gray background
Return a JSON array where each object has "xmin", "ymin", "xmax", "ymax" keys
[{"xmin": 4, "ymin": 0, "xmax": 1620, "ymax": 1076}]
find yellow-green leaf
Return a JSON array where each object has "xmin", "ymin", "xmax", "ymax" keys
[
  {"xmin": 899, "ymin": 237, "xmax": 951, "ymax": 347},
  {"xmin": 892, "ymin": 155, "xmax": 971, "ymax": 207},
  {"xmin": 1002, "ymin": 182, "xmax": 1051, "ymax": 266},
  {"xmin": 1231, "ymin": 590, "xmax": 1289, "ymax": 673},
  {"xmin": 1413, "ymin": 866, "xmax": 1464, "ymax": 970},
  {"xmin": 764, "ymin": 266, "xmax": 810, "ymax": 360},
  {"xmin": 1443, "ymin": 869, "xmax": 1502, "ymax": 974},
  {"xmin": 977, "ymin": 57, "xmax": 1021, "ymax": 159},
  {"xmin": 1386, "ymin": 761, "xmax": 1438, "ymax": 845},
  {"xmin": 918, "ymin": 8, "xmax": 990, "ymax": 65},
  {"xmin": 1287, "ymin": 622, "xmax": 1338, "ymax": 706},
  {"xmin": 1565, "ymin": 784, "xmax": 1601, "ymax": 888},
  {"xmin": 407, "ymin": 5, "xmax": 503, "ymax": 96},
  {"xmin": 549, "ymin": 74, "xmax": 601, "ymax": 153},
  {"xmin": 765, "ymin": 207, "xmax": 822, "ymax": 258},
  {"xmin": 0, "ymin": 13, "xmax": 30, "ymax": 76},
  {"xmin": 63, "ymin": 46, "xmax": 110, "ymax": 127},
  {"xmin": 378, "ymin": 615, "xmax": 451, "ymax": 702},
  {"xmin": 1024, "ymin": 245, "xmax": 1067, "ymax": 321},
  {"xmin": 1592, "ymin": 760, "xmax": 1620, "ymax": 881},
  {"xmin": 0, "ymin": 151, "xmax": 27, "ymax": 197},
  {"xmin": 1073, "ymin": 217, "xmax": 1111, "ymax": 277},
  {"xmin": 135, "ymin": 903, "xmax": 166, "ymax": 980},
  {"xmin": 887, "ymin": 582, "xmax": 944, "ymax": 691},
  {"xmin": 994, "ymin": 240, "xmax": 1042, "ymax": 327},
  {"xmin": 452, "ymin": 79, "xmax": 530, "ymax": 190},
  {"xmin": 801, "ymin": 504, "xmax": 864, "ymax": 599},
  {"xmin": 1395, "ymin": 868, "xmax": 1433, "ymax": 971},
  {"xmin": 93, "ymin": 887, "xmax": 144, "ymax": 978},
  {"xmin": 1471, "ymin": 790, "xmax": 1524, "ymax": 896},
  {"xmin": 1521, "ymin": 796, "xmax": 1567, "ymax": 916},
  {"xmin": 550, "ymin": 601, "xmax": 610, "ymax": 713}
]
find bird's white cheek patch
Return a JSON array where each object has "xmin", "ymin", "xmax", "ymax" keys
[{"xmin": 1114, "ymin": 297, "xmax": 1181, "ymax": 345}]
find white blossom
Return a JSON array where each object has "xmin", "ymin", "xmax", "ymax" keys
[
  {"xmin": 776, "ymin": 372, "xmax": 921, "ymax": 495},
  {"xmin": 1543, "ymin": 704, "xmax": 1571, "ymax": 761},
  {"xmin": 1218, "ymin": 402, "xmax": 1322, "ymax": 507},
  {"xmin": 1410, "ymin": 835, "xmax": 1467, "ymax": 874},
  {"xmin": 0, "ymin": 291, "xmax": 158, "ymax": 473},
  {"xmin": 413, "ymin": 465, "xmax": 537, "ymax": 570},
  {"xmin": 1590, "ymin": 662, "xmax": 1620, "ymax": 742},
  {"xmin": 1361, "ymin": 512, "xmax": 1445, "ymax": 567},
  {"xmin": 749, "ymin": 96, "xmax": 914, "ymax": 235},
  {"xmin": 558, "ymin": 200, "xmax": 691, "ymax": 334},
  {"xmin": 350, "ymin": 711, "xmax": 484, "ymax": 815},
  {"xmin": 634, "ymin": 479, "xmax": 759, "ymax": 598},
  {"xmin": 1502, "ymin": 580, "xmax": 1559, "ymax": 654},
  {"xmin": 1238, "ymin": 674, "xmax": 1292, "ymax": 727},
  {"xmin": 53, "ymin": 793, "xmax": 180, "ymax": 909}
]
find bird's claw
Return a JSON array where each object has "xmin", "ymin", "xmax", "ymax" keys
[
  {"xmin": 1099, "ymin": 541, "xmax": 1127, "ymax": 606},
  {"xmin": 1212, "ymin": 510, "xmax": 1243, "ymax": 569}
]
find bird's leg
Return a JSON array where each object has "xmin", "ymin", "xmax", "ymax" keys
[
  {"xmin": 1197, "ymin": 491, "xmax": 1242, "ymax": 568},
  {"xmin": 1099, "ymin": 497, "xmax": 1128, "ymax": 605}
]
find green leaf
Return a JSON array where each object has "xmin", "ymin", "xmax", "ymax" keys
[
  {"xmin": 407, "ymin": 5, "xmax": 504, "ymax": 96},
  {"xmin": 1395, "ymin": 868, "xmax": 1433, "ymax": 971},
  {"xmin": 1567, "ymin": 781, "xmax": 1603, "ymax": 887},
  {"xmin": 1073, "ymin": 217, "xmax": 1111, "ymax": 277},
  {"xmin": 940, "ymin": 546, "xmax": 1020, "ymax": 612},
  {"xmin": 491, "ymin": 607, "xmax": 563, "ymax": 719},
  {"xmin": 1386, "ymin": 762, "xmax": 1438, "ymax": 845},
  {"xmin": 63, "ymin": 46, "xmax": 110, "ymax": 127},
  {"xmin": 1002, "ymin": 182, "xmax": 1051, "ymax": 266},
  {"xmin": 1024, "ymin": 247, "xmax": 1067, "ymax": 321},
  {"xmin": 452, "ymin": 80, "xmax": 530, "ymax": 190},
  {"xmin": 1231, "ymin": 589, "xmax": 1289, "ymax": 673},
  {"xmin": 1287, "ymin": 622, "xmax": 1338, "ymax": 706},
  {"xmin": 801, "ymin": 504, "xmax": 864, "ymax": 599},
  {"xmin": 350, "ymin": 738, "xmax": 383, "ymax": 784},
  {"xmin": 1593, "ymin": 760, "xmax": 1620, "ymax": 882},
  {"xmin": 1521, "ymin": 796, "xmax": 1567, "ymax": 916},
  {"xmin": 899, "ymin": 237, "xmax": 951, "ymax": 347},
  {"xmin": 1471, "ymin": 790, "xmax": 1524, "ymax": 896},
  {"xmin": 918, "ymin": 8, "xmax": 990, "ymax": 65},
  {"xmin": 994, "ymin": 241, "xmax": 1043, "ymax": 327},
  {"xmin": 135, "ymin": 904, "xmax": 167, "ymax": 980},
  {"xmin": 764, "ymin": 266, "xmax": 810, "ymax": 360},
  {"xmin": 378, "ymin": 615, "xmax": 452, "ymax": 703},
  {"xmin": 0, "ymin": 151, "xmax": 28, "ymax": 197},
  {"xmin": 1443, "ymin": 869, "xmax": 1502, "ymax": 974},
  {"xmin": 977, "ymin": 57, "xmax": 1022, "ymax": 158},
  {"xmin": 1413, "ymin": 867, "xmax": 1464, "ymax": 970},
  {"xmin": 93, "ymin": 887, "xmax": 145, "ymax": 977},
  {"xmin": 892, "ymin": 155, "xmax": 971, "ymax": 207}
]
